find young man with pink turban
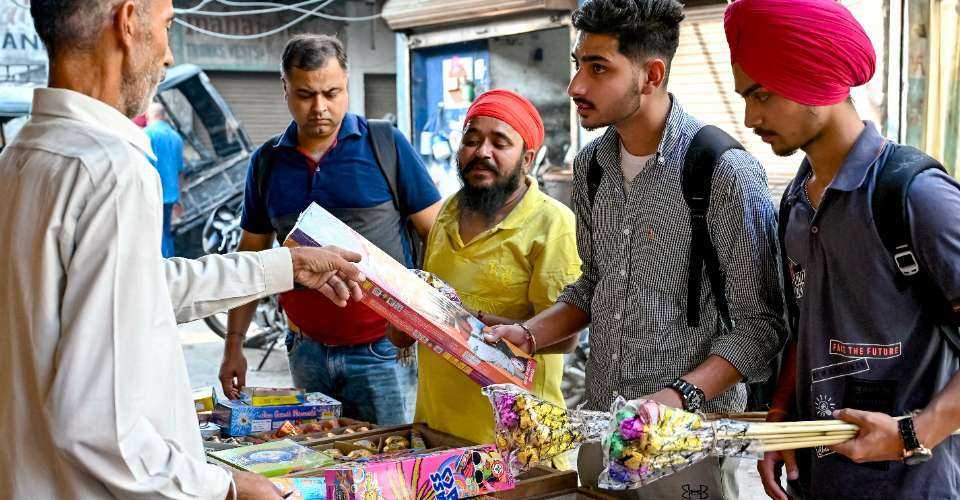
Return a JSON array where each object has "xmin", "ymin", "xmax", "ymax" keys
[
  {"xmin": 388, "ymin": 90, "xmax": 581, "ymax": 466},
  {"xmin": 725, "ymin": 1, "xmax": 960, "ymax": 499}
]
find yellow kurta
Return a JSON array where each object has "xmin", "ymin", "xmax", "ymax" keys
[{"xmin": 416, "ymin": 177, "xmax": 581, "ymax": 462}]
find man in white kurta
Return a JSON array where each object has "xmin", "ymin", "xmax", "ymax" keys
[{"xmin": 0, "ymin": 2, "xmax": 368, "ymax": 496}]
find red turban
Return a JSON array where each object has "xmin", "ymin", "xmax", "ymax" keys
[
  {"xmin": 464, "ymin": 89, "xmax": 545, "ymax": 152},
  {"xmin": 724, "ymin": 0, "xmax": 876, "ymax": 106}
]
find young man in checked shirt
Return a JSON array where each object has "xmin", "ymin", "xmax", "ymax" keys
[{"xmin": 486, "ymin": 0, "xmax": 786, "ymax": 497}]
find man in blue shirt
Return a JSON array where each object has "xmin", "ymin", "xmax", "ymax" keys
[
  {"xmin": 725, "ymin": 1, "xmax": 960, "ymax": 499},
  {"xmin": 218, "ymin": 35, "xmax": 442, "ymax": 425},
  {"xmin": 145, "ymin": 102, "xmax": 184, "ymax": 257}
]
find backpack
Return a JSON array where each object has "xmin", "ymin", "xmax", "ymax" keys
[
  {"xmin": 588, "ymin": 125, "xmax": 789, "ymax": 411},
  {"xmin": 586, "ymin": 125, "xmax": 743, "ymax": 331},
  {"xmin": 253, "ymin": 119, "xmax": 425, "ymax": 268},
  {"xmin": 778, "ymin": 143, "xmax": 960, "ymax": 353}
]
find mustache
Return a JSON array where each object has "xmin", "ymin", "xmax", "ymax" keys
[
  {"xmin": 754, "ymin": 128, "xmax": 778, "ymax": 136},
  {"xmin": 572, "ymin": 98, "xmax": 595, "ymax": 108},
  {"xmin": 461, "ymin": 156, "xmax": 499, "ymax": 175}
]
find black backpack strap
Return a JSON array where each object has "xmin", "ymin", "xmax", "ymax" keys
[
  {"xmin": 368, "ymin": 119, "xmax": 401, "ymax": 213},
  {"xmin": 586, "ymin": 144, "xmax": 604, "ymax": 208},
  {"xmin": 872, "ymin": 144, "xmax": 959, "ymax": 354},
  {"xmin": 872, "ymin": 144, "xmax": 945, "ymax": 282},
  {"xmin": 253, "ymin": 134, "xmax": 283, "ymax": 212},
  {"xmin": 681, "ymin": 125, "xmax": 744, "ymax": 331},
  {"xmin": 778, "ymin": 184, "xmax": 800, "ymax": 338},
  {"xmin": 368, "ymin": 119, "xmax": 426, "ymax": 268}
]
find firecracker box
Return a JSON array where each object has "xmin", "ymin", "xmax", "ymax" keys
[
  {"xmin": 241, "ymin": 387, "xmax": 306, "ymax": 407},
  {"xmin": 324, "ymin": 444, "xmax": 515, "ymax": 500},
  {"xmin": 193, "ymin": 386, "xmax": 216, "ymax": 413},
  {"xmin": 285, "ymin": 203, "xmax": 536, "ymax": 389},
  {"xmin": 270, "ymin": 478, "xmax": 327, "ymax": 500},
  {"xmin": 213, "ymin": 392, "xmax": 342, "ymax": 436},
  {"xmin": 209, "ymin": 439, "xmax": 334, "ymax": 477}
]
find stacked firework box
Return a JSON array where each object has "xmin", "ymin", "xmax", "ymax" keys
[{"xmin": 285, "ymin": 203, "xmax": 536, "ymax": 389}]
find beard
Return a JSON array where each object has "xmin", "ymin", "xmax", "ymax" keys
[
  {"xmin": 457, "ymin": 155, "xmax": 524, "ymax": 223},
  {"xmin": 120, "ymin": 29, "xmax": 165, "ymax": 118},
  {"xmin": 577, "ymin": 78, "xmax": 644, "ymax": 131}
]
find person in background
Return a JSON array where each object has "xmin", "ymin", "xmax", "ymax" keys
[
  {"xmin": 1, "ymin": 1, "xmax": 366, "ymax": 498},
  {"xmin": 724, "ymin": 1, "xmax": 960, "ymax": 499},
  {"xmin": 219, "ymin": 34, "xmax": 442, "ymax": 426},
  {"xmin": 388, "ymin": 90, "xmax": 581, "ymax": 467},
  {"xmin": 145, "ymin": 102, "xmax": 184, "ymax": 257}
]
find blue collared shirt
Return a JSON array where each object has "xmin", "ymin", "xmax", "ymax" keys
[
  {"xmin": 144, "ymin": 120, "xmax": 184, "ymax": 204},
  {"xmin": 783, "ymin": 122, "xmax": 960, "ymax": 498},
  {"xmin": 240, "ymin": 113, "xmax": 440, "ymax": 266}
]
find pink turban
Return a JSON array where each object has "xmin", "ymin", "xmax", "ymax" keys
[
  {"xmin": 724, "ymin": 0, "xmax": 876, "ymax": 106},
  {"xmin": 464, "ymin": 89, "xmax": 545, "ymax": 152}
]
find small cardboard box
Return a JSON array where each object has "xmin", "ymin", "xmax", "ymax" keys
[
  {"xmin": 193, "ymin": 386, "xmax": 215, "ymax": 413},
  {"xmin": 286, "ymin": 203, "xmax": 536, "ymax": 388},
  {"xmin": 271, "ymin": 478, "xmax": 326, "ymax": 500},
  {"xmin": 213, "ymin": 392, "xmax": 342, "ymax": 437},
  {"xmin": 324, "ymin": 444, "xmax": 514, "ymax": 499},
  {"xmin": 241, "ymin": 387, "xmax": 306, "ymax": 407},
  {"xmin": 209, "ymin": 439, "xmax": 335, "ymax": 477}
]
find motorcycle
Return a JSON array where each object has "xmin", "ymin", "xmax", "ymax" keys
[{"xmin": 201, "ymin": 201, "xmax": 288, "ymax": 367}]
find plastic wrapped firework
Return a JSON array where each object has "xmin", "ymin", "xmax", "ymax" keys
[
  {"xmin": 482, "ymin": 384, "xmax": 609, "ymax": 475},
  {"xmin": 599, "ymin": 398, "xmax": 754, "ymax": 490},
  {"xmin": 411, "ymin": 270, "xmax": 464, "ymax": 305}
]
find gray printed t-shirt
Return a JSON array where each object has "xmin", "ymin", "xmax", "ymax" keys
[{"xmin": 782, "ymin": 122, "xmax": 960, "ymax": 499}]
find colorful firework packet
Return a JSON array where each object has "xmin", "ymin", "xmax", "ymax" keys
[
  {"xmin": 599, "ymin": 398, "xmax": 755, "ymax": 489},
  {"xmin": 482, "ymin": 384, "xmax": 609, "ymax": 475},
  {"xmin": 324, "ymin": 444, "xmax": 514, "ymax": 499},
  {"xmin": 286, "ymin": 203, "xmax": 536, "ymax": 389}
]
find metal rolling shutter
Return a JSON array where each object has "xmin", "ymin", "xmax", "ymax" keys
[
  {"xmin": 670, "ymin": 5, "xmax": 802, "ymax": 199},
  {"xmin": 364, "ymin": 73, "xmax": 397, "ymax": 121},
  {"xmin": 205, "ymin": 71, "xmax": 291, "ymax": 147}
]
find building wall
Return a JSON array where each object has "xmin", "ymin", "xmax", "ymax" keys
[
  {"xmin": 344, "ymin": 0, "xmax": 398, "ymax": 118},
  {"xmin": 488, "ymin": 27, "xmax": 571, "ymax": 165}
]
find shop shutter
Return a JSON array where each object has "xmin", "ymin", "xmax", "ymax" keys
[
  {"xmin": 364, "ymin": 73, "xmax": 397, "ymax": 121},
  {"xmin": 205, "ymin": 71, "xmax": 291, "ymax": 148}
]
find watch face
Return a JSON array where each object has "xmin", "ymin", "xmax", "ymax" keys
[
  {"xmin": 905, "ymin": 448, "xmax": 933, "ymax": 466},
  {"xmin": 688, "ymin": 391, "xmax": 705, "ymax": 410}
]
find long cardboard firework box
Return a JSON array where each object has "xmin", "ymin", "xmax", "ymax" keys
[{"xmin": 285, "ymin": 203, "xmax": 535, "ymax": 389}]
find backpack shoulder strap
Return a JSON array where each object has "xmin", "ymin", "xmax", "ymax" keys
[
  {"xmin": 586, "ymin": 143, "xmax": 604, "ymax": 208},
  {"xmin": 872, "ymin": 145, "xmax": 960, "ymax": 355},
  {"xmin": 872, "ymin": 144, "xmax": 945, "ymax": 280},
  {"xmin": 778, "ymin": 182, "xmax": 800, "ymax": 338},
  {"xmin": 368, "ymin": 119, "xmax": 402, "ymax": 213},
  {"xmin": 681, "ymin": 125, "xmax": 744, "ymax": 331},
  {"xmin": 254, "ymin": 134, "xmax": 282, "ymax": 207}
]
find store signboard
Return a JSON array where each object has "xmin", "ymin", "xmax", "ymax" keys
[{"xmin": 0, "ymin": 0, "xmax": 47, "ymax": 83}]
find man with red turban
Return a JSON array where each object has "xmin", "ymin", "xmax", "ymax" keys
[
  {"xmin": 388, "ymin": 89, "xmax": 581, "ymax": 466},
  {"xmin": 725, "ymin": 1, "xmax": 960, "ymax": 499}
]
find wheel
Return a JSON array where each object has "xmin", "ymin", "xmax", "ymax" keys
[{"xmin": 200, "ymin": 200, "xmax": 287, "ymax": 348}]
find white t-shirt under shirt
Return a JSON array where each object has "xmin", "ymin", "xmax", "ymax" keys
[{"xmin": 620, "ymin": 140, "xmax": 654, "ymax": 187}]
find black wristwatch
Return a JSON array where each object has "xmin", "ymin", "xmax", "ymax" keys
[
  {"xmin": 668, "ymin": 378, "xmax": 705, "ymax": 412},
  {"xmin": 899, "ymin": 416, "xmax": 933, "ymax": 465}
]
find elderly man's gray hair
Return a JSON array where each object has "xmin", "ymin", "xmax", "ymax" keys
[{"xmin": 31, "ymin": 0, "xmax": 145, "ymax": 59}]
